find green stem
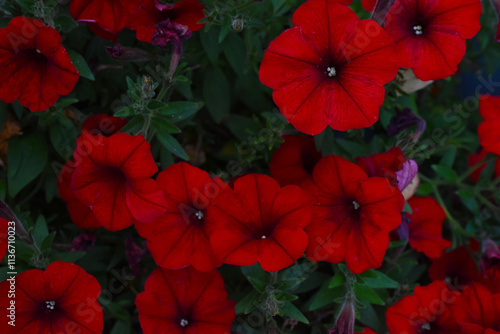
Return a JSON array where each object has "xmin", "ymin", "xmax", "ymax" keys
[{"xmin": 430, "ymin": 183, "xmax": 470, "ymax": 237}]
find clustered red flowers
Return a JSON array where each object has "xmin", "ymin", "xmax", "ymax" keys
[
  {"xmin": 386, "ymin": 281, "xmax": 500, "ymax": 334},
  {"xmin": 0, "ymin": 261, "xmax": 103, "ymax": 334},
  {"xmin": 2, "ymin": 0, "xmax": 500, "ymax": 332}
]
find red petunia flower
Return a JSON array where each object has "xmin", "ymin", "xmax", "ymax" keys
[
  {"xmin": 449, "ymin": 282, "xmax": 500, "ymax": 334},
  {"xmin": 259, "ymin": 0, "xmax": 399, "ymax": 134},
  {"xmin": 136, "ymin": 266, "xmax": 235, "ymax": 334},
  {"xmin": 404, "ymin": 196, "xmax": 452, "ymax": 258},
  {"xmin": 304, "ymin": 155, "xmax": 404, "ymax": 274},
  {"xmin": 428, "ymin": 246, "xmax": 480, "ymax": 289},
  {"xmin": 0, "ymin": 218, "xmax": 8, "ymax": 261},
  {"xmin": 208, "ymin": 174, "xmax": 312, "ymax": 272},
  {"xmin": 58, "ymin": 160, "xmax": 102, "ymax": 229},
  {"xmin": 0, "ymin": 261, "xmax": 103, "ymax": 334},
  {"xmin": 384, "ymin": 0, "xmax": 482, "ymax": 81},
  {"xmin": 58, "ymin": 120, "xmax": 126, "ymax": 229},
  {"xmin": 386, "ymin": 281, "xmax": 461, "ymax": 334},
  {"xmin": 269, "ymin": 135, "xmax": 322, "ymax": 187},
  {"xmin": 70, "ymin": 132, "xmax": 166, "ymax": 231},
  {"xmin": 468, "ymin": 149, "xmax": 500, "ymax": 183},
  {"xmin": 82, "ymin": 114, "xmax": 128, "ymax": 137},
  {"xmin": 135, "ymin": 162, "xmax": 224, "ymax": 272},
  {"xmin": 478, "ymin": 96, "xmax": 500, "ymax": 156},
  {"xmin": 128, "ymin": 0, "xmax": 205, "ymax": 43},
  {"xmin": 70, "ymin": 0, "xmax": 143, "ymax": 41},
  {"xmin": 0, "ymin": 17, "xmax": 79, "ymax": 112}
]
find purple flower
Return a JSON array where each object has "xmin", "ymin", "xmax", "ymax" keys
[
  {"xmin": 396, "ymin": 159, "xmax": 418, "ymax": 192},
  {"xmin": 69, "ymin": 232, "xmax": 96, "ymax": 252}
]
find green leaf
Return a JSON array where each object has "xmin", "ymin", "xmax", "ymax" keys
[
  {"xmin": 359, "ymin": 270, "xmax": 399, "ymax": 289},
  {"xmin": 110, "ymin": 321, "xmax": 131, "ymax": 334},
  {"xmin": 242, "ymin": 263, "xmax": 270, "ymax": 284},
  {"xmin": 8, "ymin": 134, "xmax": 48, "ymax": 197},
  {"xmin": 156, "ymin": 132, "xmax": 189, "ymax": 160},
  {"xmin": 151, "ymin": 117, "xmax": 181, "ymax": 134},
  {"xmin": 218, "ymin": 16, "xmax": 232, "ymax": 43},
  {"xmin": 329, "ymin": 271, "xmax": 346, "ymax": 288},
  {"xmin": 202, "ymin": 67, "xmax": 230, "ymax": 123},
  {"xmin": 54, "ymin": 98, "xmax": 79, "ymax": 109},
  {"xmin": 354, "ymin": 284, "xmax": 385, "ymax": 305},
  {"xmin": 119, "ymin": 115, "xmax": 144, "ymax": 134},
  {"xmin": 235, "ymin": 291, "xmax": 261, "ymax": 314},
  {"xmin": 33, "ymin": 215, "xmax": 48, "ymax": 248},
  {"xmin": 54, "ymin": 15, "xmax": 78, "ymax": 32},
  {"xmin": 308, "ymin": 281, "xmax": 346, "ymax": 311},
  {"xmin": 200, "ymin": 28, "xmax": 222, "ymax": 63},
  {"xmin": 275, "ymin": 292, "xmax": 299, "ymax": 302},
  {"xmin": 150, "ymin": 101, "xmax": 201, "ymax": 117},
  {"xmin": 223, "ymin": 33, "xmax": 247, "ymax": 74},
  {"xmin": 280, "ymin": 302, "xmax": 309, "ymax": 324},
  {"xmin": 41, "ymin": 231, "xmax": 56, "ymax": 253},
  {"xmin": 67, "ymin": 49, "xmax": 95, "ymax": 81},
  {"xmin": 15, "ymin": 0, "xmax": 34, "ymax": 11},
  {"xmin": 247, "ymin": 276, "xmax": 268, "ymax": 293},
  {"xmin": 431, "ymin": 165, "xmax": 458, "ymax": 183}
]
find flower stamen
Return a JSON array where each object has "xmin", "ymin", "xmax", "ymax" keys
[
  {"xmin": 327, "ymin": 66, "xmax": 337, "ymax": 77},
  {"xmin": 353, "ymin": 201, "xmax": 360, "ymax": 210},
  {"xmin": 45, "ymin": 301, "xmax": 56, "ymax": 310},
  {"xmin": 180, "ymin": 319, "xmax": 189, "ymax": 327},
  {"xmin": 195, "ymin": 210, "xmax": 204, "ymax": 220},
  {"xmin": 413, "ymin": 25, "xmax": 423, "ymax": 35}
]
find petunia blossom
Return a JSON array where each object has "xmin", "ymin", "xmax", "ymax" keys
[
  {"xmin": 70, "ymin": 0, "xmax": 143, "ymax": 41},
  {"xmin": 208, "ymin": 174, "xmax": 312, "ymax": 272},
  {"xmin": 384, "ymin": 0, "xmax": 482, "ymax": 81},
  {"xmin": 70, "ymin": 132, "xmax": 166, "ymax": 231},
  {"xmin": 428, "ymin": 245, "xmax": 480, "ymax": 289},
  {"xmin": 0, "ymin": 261, "xmax": 103, "ymax": 334},
  {"xmin": 58, "ymin": 160, "xmax": 102, "ymax": 229},
  {"xmin": 449, "ymin": 282, "xmax": 500, "ymax": 334},
  {"xmin": 135, "ymin": 162, "xmax": 225, "ymax": 272},
  {"xmin": 0, "ymin": 17, "xmax": 79, "ymax": 112},
  {"xmin": 304, "ymin": 155, "xmax": 404, "ymax": 274},
  {"xmin": 403, "ymin": 196, "xmax": 452, "ymax": 258},
  {"xmin": 128, "ymin": 0, "xmax": 205, "ymax": 43},
  {"xmin": 478, "ymin": 95, "xmax": 500, "ymax": 156},
  {"xmin": 259, "ymin": 0, "xmax": 399, "ymax": 134},
  {"xmin": 386, "ymin": 281, "xmax": 461, "ymax": 334},
  {"xmin": 136, "ymin": 266, "xmax": 235, "ymax": 334},
  {"xmin": 269, "ymin": 135, "xmax": 322, "ymax": 187}
]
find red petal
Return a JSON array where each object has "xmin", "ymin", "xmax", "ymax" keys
[{"xmin": 126, "ymin": 179, "xmax": 166, "ymax": 223}]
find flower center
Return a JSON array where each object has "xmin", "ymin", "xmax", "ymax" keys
[
  {"xmin": 180, "ymin": 319, "xmax": 189, "ymax": 327},
  {"xmin": 195, "ymin": 210, "xmax": 204, "ymax": 220},
  {"xmin": 413, "ymin": 25, "xmax": 423, "ymax": 35},
  {"xmin": 352, "ymin": 201, "xmax": 360, "ymax": 210},
  {"xmin": 261, "ymin": 235, "xmax": 267, "ymax": 239},
  {"xmin": 326, "ymin": 66, "xmax": 337, "ymax": 77},
  {"xmin": 45, "ymin": 301, "xmax": 56, "ymax": 310},
  {"xmin": 420, "ymin": 323, "xmax": 431, "ymax": 331},
  {"xmin": 36, "ymin": 49, "xmax": 42, "ymax": 53}
]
